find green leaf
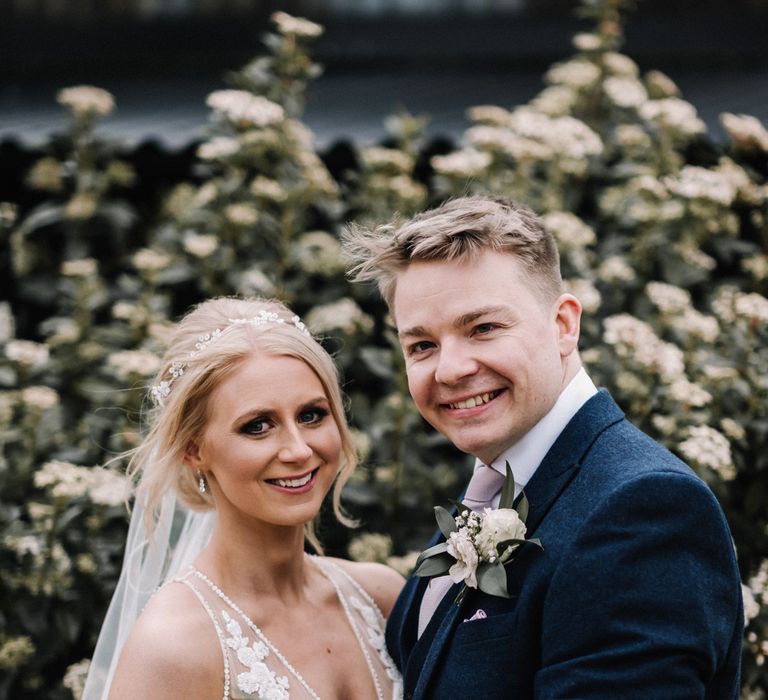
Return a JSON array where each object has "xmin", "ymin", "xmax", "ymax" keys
[
  {"xmin": 496, "ymin": 538, "xmax": 527, "ymax": 551},
  {"xmin": 435, "ymin": 505, "xmax": 458, "ymax": 538},
  {"xmin": 499, "ymin": 462, "xmax": 516, "ymax": 509},
  {"xmin": 415, "ymin": 541, "xmax": 449, "ymax": 564},
  {"xmin": 517, "ymin": 492, "xmax": 529, "ymax": 523},
  {"xmin": 413, "ymin": 552, "xmax": 454, "ymax": 578},
  {"xmin": 476, "ymin": 560, "xmax": 511, "ymax": 598}
]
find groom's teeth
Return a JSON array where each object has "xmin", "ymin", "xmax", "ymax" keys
[
  {"xmin": 450, "ymin": 392, "xmax": 495, "ymax": 410},
  {"xmin": 275, "ymin": 472, "xmax": 313, "ymax": 488}
]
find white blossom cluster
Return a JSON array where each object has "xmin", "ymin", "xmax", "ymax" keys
[
  {"xmin": 182, "ymin": 232, "xmax": 219, "ymax": 259},
  {"xmin": 0, "ymin": 636, "xmax": 35, "ymax": 669},
  {"xmin": 639, "ymin": 98, "xmax": 706, "ymax": 139},
  {"xmin": 250, "ymin": 176, "xmax": 287, "ymax": 202},
  {"xmin": 290, "ymin": 231, "xmax": 345, "ymax": 276},
  {"xmin": 603, "ymin": 314, "xmax": 685, "ymax": 382},
  {"xmin": 665, "ymin": 166, "xmax": 738, "ymax": 207},
  {"xmin": 713, "ymin": 287, "xmax": 768, "ymax": 325},
  {"xmin": 271, "ymin": 11, "xmax": 323, "ymax": 38},
  {"xmin": 543, "ymin": 211, "xmax": 597, "ymax": 251},
  {"xmin": 646, "ymin": 281, "xmax": 692, "ymax": 314},
  {"xmin": 20, "ymin": 385, "xmax": 60, "ymax": 412},
  {"xmin": 63, "ymin": 658, "xmax": 91, "ymax": 699},
  {"xmin": 197, "ymin": 136, "xmax": 241, "ymax": 161},
  {"xmin": 361, "ymin": 147, "xmax": 414, "ymax": 173},
  {"xmin": 564, "ymin": 278, "xmax": 602, "ymax": 313},
  {"xmin": 431, "ymin": 149, "xmax": 492, "ymax": 178},
  {"xmin": 106, "ymin": 350, "xmax": 162, "ymax": 381},
  {"xmin": 509, "ymin": 108, "xmax": 604, "ymax": 162},
  {"xmin": 132, "ymin": 248, "xmax": 171, "ymax": 272},
  {"xmin": 644, "ymin": 284, "xmax": 721, "ymax": 343},
  {"xmin": 61, "ymin": 257, "xmax": 98, "ymax": 277},
  {"xmin": 678, "ymin": 425, "xmax": 735, "ymax": 480},
  {"xmin": 224, "ymin": 202, "xmax": 260, "ymax": 226},
  {"xmin": 57, "ymin": 85, "xmax": 115, "ymax": 118},
  {"xmin": 597, "ymin": 256, "xmax": 636, "ymax": 283},
  {"xmin": 34, "ymin": 460, "xmax": 129, "ymax": 506},
  {"xmin": 206, "ymin": 90, "xmax": 285, "ymax": 128},
  {"xmin": 720, "ymin": 112, "xmax": 768, "ymax": 152},
  {"xmin": 603, "ymin": 76, "xmax": 648, "ymax": 109},
  {"xmin": 546, "ymin": 58, "xmax": 601, "ymax": 90},
  {"xmin": 5, "ymin": 339, "xmax": 50, "ymax": 368},
  {"xmin": 305, "ymin": 298, "xmax": 374, "ymax": 336}
]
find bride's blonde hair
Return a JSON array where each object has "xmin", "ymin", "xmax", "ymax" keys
[{"xmin": 128, "ymin": 296, "xmax": 356, "ymax": 552}]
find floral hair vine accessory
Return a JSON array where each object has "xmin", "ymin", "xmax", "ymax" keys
[
  {"xmin": 413, "ymin": 464, "xmax": 542, "ymax": 600},
  {"xmin": 150, "ymin": 310, "xmax": 311, "ymax": 406}
]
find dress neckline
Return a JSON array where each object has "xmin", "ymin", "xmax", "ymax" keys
[{"xmin": 185, "ymin": 556, "xmax": 386, "ymax": 700}]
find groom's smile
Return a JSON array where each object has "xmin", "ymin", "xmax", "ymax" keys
[
  {"xmin": 443, "ymin": 388, "xmax": 503, "ymax": 410},
  {"xmin": 393, "ymin": 250, "xmax": 579, "ymax": 464}
]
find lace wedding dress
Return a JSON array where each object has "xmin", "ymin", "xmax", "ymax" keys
[{"xmin": 176, "ymin": 556, "xmax": 403, "ymax": 700}]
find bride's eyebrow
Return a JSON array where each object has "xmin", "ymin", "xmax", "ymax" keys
[
  {"xmin": 233, "ymin": 407, "xmax": 273, "ymax": 426},
  {"xmin": 233, "ymin": 396, "xmax": 329, "ymax": 423}
]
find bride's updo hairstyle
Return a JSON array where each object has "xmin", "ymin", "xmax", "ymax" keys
[{"xmin": 128, "ymin": 296, "xmax": 357, "ymax": 551}]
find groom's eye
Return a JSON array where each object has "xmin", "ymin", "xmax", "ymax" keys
[
  {"xmin": 473, "ymin": 323, "xmax": 498, "ymax": 335},
  {"xmin": 407, "ymin": 341, "xmax": 434, "ymax": 355}
]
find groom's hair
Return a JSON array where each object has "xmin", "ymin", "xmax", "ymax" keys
[{"xmin": 342, "ymin": 195, "xmax": 563, "ymax": 310}]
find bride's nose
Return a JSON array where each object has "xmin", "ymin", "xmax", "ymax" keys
[{"xmin": 277, "ymin": 427, "xmax": 313, "ymax": 464}]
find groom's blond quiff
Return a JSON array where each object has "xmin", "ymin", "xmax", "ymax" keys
[{"xmin": 342, "ymin": 195, "xmax": 563, "ymax": 310}]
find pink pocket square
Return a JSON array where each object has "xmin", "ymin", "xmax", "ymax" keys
[{"xmin": 463, "ymin": 608, "xmax": 487, "ymax": 623}]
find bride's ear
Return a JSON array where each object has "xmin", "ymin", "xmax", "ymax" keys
[{"xmin": 183, "ymin": 440, "xmax": 203, "ymax": 470}]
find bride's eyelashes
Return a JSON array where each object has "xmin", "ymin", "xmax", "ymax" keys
[
  {"xmin": 239, "ymin": 415, "xmax": 271, "ymax": 436},
  {"xmin": 298, "ymin": 405, "xmax": 329, "ymax": 425},
  {"xmin": 237, "ymin": 404, "xmax": 330, "ymax": 436}
]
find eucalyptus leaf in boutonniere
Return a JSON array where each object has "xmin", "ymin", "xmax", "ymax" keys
[{"xmin": 413, "ymin": 463, "xmax": 542, "ymax": 599}]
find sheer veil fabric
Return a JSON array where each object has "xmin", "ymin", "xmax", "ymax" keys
[{"xmin": 82, "ymin": 482, "xmax": 215, "ymax": 699}]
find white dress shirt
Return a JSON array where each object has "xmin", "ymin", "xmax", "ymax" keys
[{"xmin": 479, "ymin": 368, "xmax": 597, "ymax": 508}]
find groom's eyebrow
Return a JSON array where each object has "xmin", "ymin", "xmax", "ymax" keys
[
  {"xmin": 455, "ymin": 305, "xmax": 507, "ymax": 328},
  {"xmin": 398, "ymin": 325, "xmax": 428, "ymax": 340},
  {"xmin": 398, "ymin": 305, "xmax": 508, "ymax": 339}
]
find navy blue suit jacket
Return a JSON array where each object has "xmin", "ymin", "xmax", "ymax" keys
[{"xmin": 385, "ymin": 390, "xmax": 743, "ymax": 699}]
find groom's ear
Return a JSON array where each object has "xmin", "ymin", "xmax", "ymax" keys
[{"xmin": 554, "ymin": 293, "xmax": 582, "ymax": 357}]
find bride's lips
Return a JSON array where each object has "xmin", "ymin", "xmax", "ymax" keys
[{"xmin": 265, "ymin": 468, "xmax": 319, "ymax": 494}]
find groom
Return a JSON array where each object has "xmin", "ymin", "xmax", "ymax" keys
[{"xmin": 344, "ymin": 195, "xmax": 743, "ymax": 698}]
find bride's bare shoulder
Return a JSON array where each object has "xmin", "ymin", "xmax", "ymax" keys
[
  {"xmin": 325, "ymin": 557, "xmax": 405, "ymax": 618},
  {"xmin": 108, "ymin": 579, "xmax": 221, "ymax": 699}
]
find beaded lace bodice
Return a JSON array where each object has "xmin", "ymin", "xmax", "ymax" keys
[{"xmin": 175, "ymin": 557, "xmax": 403, "ymax": 700}]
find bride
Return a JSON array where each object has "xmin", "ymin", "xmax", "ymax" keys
[{"xmin": 83, "ymin": 296, "xmax": 404, "ymax": 700}]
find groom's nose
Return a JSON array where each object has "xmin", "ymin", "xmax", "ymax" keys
[{"xmin": 434, "ymin": 339, "xmax": 479, "ymax": 386}]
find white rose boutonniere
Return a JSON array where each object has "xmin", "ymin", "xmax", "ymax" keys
[{"xmin": 413, "ymin": 464, "xmax": 542, "ymax": 599}]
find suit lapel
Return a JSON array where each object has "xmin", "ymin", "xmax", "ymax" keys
[
  {"xmin": 410, "ymin": 581, "xmax": 471, "ymax": 699},
  {"xmin": 520, "ymin": 389, "xmax": 624, "ymax": 535}
]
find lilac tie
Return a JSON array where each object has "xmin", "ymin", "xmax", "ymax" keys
[{"xmin": 417, "ymin": 465, "xmax": 506, "ymax": 637}]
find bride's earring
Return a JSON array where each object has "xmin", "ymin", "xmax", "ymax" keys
[{"xmin": 197, "ymin": 471, "xmax": 207, "ymax": 494}]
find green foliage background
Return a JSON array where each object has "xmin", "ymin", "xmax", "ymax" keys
[{"xmin": 1, "ymin": 3, "xmax": 767, "ymax": 698}]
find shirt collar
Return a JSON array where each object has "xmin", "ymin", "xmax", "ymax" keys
[{"xmin": 475, "ymin": 368, "xmax": 598, "ymax": 500}]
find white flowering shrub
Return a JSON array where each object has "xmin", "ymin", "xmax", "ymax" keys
[{"xmin": 1, "ymin": 3, "xmax": 767, "ymax": 697}]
